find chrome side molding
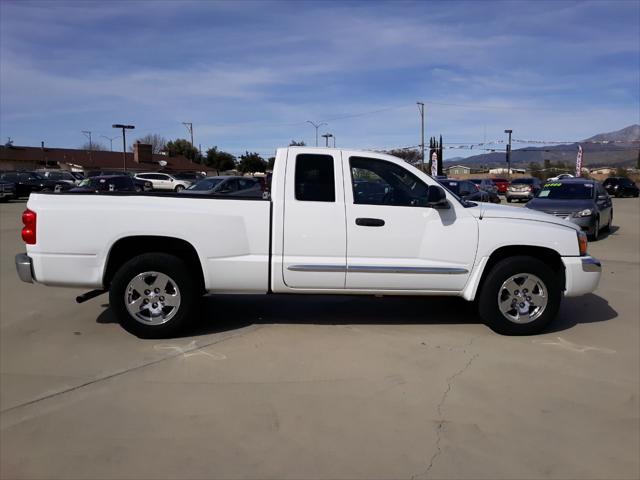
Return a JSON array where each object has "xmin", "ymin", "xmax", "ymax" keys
[{"xmin": 287, "ymin": 265, "xmax": 468, "ymax": 275}]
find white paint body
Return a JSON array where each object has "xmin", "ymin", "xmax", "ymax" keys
[
  {"xmin": 25, "ymin": 147, "xmax": 600, "ymax": 299},
  {"xmin": 134, "ymin": 173, "xmax": 191, "ymax": 191}
]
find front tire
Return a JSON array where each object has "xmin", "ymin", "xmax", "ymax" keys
[
  {"xmin": 174, "ymin": 184, "xmax": 185, "ymax": 192},
  {"xmin": 109, "ymin": 253, "xmax": 198, "ymax": 338},
  {"xmin": 589, "ymin": 217, "xmax": 600, "ymax": 241},
  {"xmin": 478, "ymin": 256, "xmax": 561, "ymax": 335}
]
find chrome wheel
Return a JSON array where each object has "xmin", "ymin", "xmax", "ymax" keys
[
  {"xmin": 124, "ymin": 271, "xmax": 181, "ymax": 325},
  {"xmin": 497, "ymin": 273, "xmax": 548, "ymax": 324}
]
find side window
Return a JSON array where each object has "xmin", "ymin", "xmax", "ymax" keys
[
  {"xmin": 238, "ymin": 178, "xmax": 256, "ymax": 190},
  {"xmin": 459, "ymin": 181, "xmax": 475, "ymax": 196},
  {"xmin": 350, "ymin": 157, "xmax": 428, "ymax": 207},
  {"xmin": 295, "ymin": 154, "xmax": 335, "ymax": 202}
]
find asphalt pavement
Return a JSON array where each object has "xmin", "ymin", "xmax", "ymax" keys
[{"xmin": 1, "ymin": 197, "xmax": 638, "ymax": 479}]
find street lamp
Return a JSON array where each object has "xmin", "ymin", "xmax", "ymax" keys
[
  {"xmin": 112, "ymin": 124, "xmax": 135, "ymax": 171},
  {"xmin": 504, "ymin": 129, "xmax": 513, "ymax": 177},
  {"xmin": 306, "ymin": 120, "xmax": 327, "ymax": 147},
  {"xmin": 101, "ymin": 135, "xmax": 118, "ymax": 151},
  {"xmin": 321, "ymin": 133, "xmax": 333, "ymax": 147}
]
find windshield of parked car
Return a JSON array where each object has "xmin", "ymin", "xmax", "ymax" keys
[
  {"xmin": 537, "ymin": 182, "xmax": 595, "ymax": 200},
  {"xmin": 188, "ymin": 178, "xmax": 224, "ymax": 191},
  {"xmin": 511, "ymin": 178, "xmax": 536, "ymax": 184}
]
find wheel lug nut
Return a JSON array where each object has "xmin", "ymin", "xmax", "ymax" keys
[
  {"xmin": 159, "ymin": 296, "xmax": 165, "ymax": 301},
  {"xmin": 519, "ymin": 302, "xmax": 525, "ymax": 308},
  {"xmin": 144, "ymin": 289, "xmax": 150, "ymax": 295},
  {"xmin": 514, "ymin": 290, "xmax": 519, "ymax": 295},
  {"xmin": 152, "ymin": 303, "xmax": 158, "ymax": 308},
  {"xmin": 154, "ymin": 288, "xmax": 160, "ymax": 293},
  {"xmin": 526, "ymin": 296, "xmax": 532, "ymax": 301},
  {"xmin": 143, "ymin": 299, "xmax": 149, "ymax": 304},
  {"xmin": 523, "ymin": 289, "xmax": 528, "ymax": 294}
]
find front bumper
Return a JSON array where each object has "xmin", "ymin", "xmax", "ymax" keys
[
  {"xmin": 562, "ymin": 256, "xmax": 601, "ymax": 297},
  {"xmin": 15, "ymin": 253, "xmax": 34, "ymax": 283},
  {"xmin": 566, "ymin": 215, "xmax": 597, "ymax": 234},
  {"xmin": 506, "ymin": 190, "xmax": 533, "ymax": 200}
]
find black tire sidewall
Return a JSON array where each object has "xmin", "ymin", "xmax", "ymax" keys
[
  {"xmin": 478, "ymin": 256, "xmax": 561, "ymax": 335},
  {"xmin": 109, "ymin": 253, "xmax": 197, "ymax": 338}
]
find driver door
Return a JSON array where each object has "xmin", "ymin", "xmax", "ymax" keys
[{"xmin": 341, "ymin": 153, "xmax": 478, "ymax": 291}]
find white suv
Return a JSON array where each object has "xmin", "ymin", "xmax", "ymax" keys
[{"xmin": 134, "ymin": 173, "xmax": 192, "ymax": 192}]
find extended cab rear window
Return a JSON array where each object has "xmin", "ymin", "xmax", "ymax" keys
[{"xmin": 295, "ymin": 154, "xmax": 335, "ymax": 202}]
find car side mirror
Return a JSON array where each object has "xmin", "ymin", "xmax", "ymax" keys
[{"xmin": 426, "ymin": 185, "xmax": 449, "ymax": 209}]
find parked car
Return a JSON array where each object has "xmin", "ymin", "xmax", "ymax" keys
[
  {"xmin": 526, "ymin": 179, "xmax": 612, "ymax": 240},
  {"xmin": 438, "ymin": 179, "xmax": 501, "ymax": 203},
  {"xmin": 36, "ymin": 169, "xmax": 80, "ymax": 185},
  {"xmin": 469, "ymin": 178, "xmax": 498, "ymax": 194},
  {"xmin": 15, "ymin": 146, "xmax": 601, "ymax": 338},
  {"xmin": 0, "ymin": 171, "xmax": 73, "ymax": 197},
  {"xmin": 183, "ymin": 176, "xmax": 264, "ymax": 197},
  {"xmin": 135, "ymin": 172, "xmax": 192, "ymax": 192},
  {"xmin": 602, "ymin": 177, "xmax": 639, "ymax": 198},
  {"xmin": 85, "ymin": 170, "xmax": 152, "ymax": 192},
  {"xmin": 0, "ymin": 179, "xmax": 16, "ymax": 202},
  {"xmin": 70, "ymin": 175, "xmax": 138, "ymax": 193},
  {"xmin": 491, "ymin": 178, "xmax": 510, "ymax": 194},
  {"xmin": 506, "ymin": 177, "xmax": 543, "ymax": 203}
]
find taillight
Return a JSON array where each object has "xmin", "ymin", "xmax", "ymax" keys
[{"xmin": 21, "ymin": 209, "xmax": 36, "ymax": 244}]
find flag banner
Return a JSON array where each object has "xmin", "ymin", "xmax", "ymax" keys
[
  {"xmin": 575, "ymin": 145, "xmax": 583, "ymax": 177},
  {"xmin": 431, "ymin": 152, "xmax": 438, "ymax": 176}
]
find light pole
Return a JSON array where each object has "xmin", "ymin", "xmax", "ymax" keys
[
  {"xmin": 101, "ymin": 135, "xmax": 118, "ymax": 151},
  {"xmin": 112, "ymin": 124, "xmax": 135, "ymax": 171},
  {"xmin": 504, "ymin": 129, "xmax": 513, "ymax": 178},
  {"xmin": 417, "ymin": 102, "xmax": 425, "ymax": 171},
  {"xmin": 306, "ymin": 120, "xmax": 327, "ymax": 147},
  {"xmin": 81, "ymin": 130, "xmax": 92, "ymax": 163},
  {"xmin": 321, "ymin": 133, "xmax": 333, "ymax": 147}
]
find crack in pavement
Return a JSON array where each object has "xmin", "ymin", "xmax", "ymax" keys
[
  {"xmin": 413, "ymin": 336, "xmax": 480, "ymax": 480},
  {"xmin": 0, "ymin": 324, "xmax": 264, "ymax": 415}
]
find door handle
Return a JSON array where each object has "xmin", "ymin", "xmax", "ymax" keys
[{"xmin": 356, "ymin": 217, "xmax": 385, "ymax": 227}]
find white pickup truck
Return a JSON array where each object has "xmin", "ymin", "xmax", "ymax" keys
[{"xmin": 15, "ymin": 147, "xmax": 601, "ymax": 337}]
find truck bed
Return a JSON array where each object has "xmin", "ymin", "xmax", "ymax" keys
[{"xmin": 25, "ymin": 192, "xmax": 272, "ymax": 293}]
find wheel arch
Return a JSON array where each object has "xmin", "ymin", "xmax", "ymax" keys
[
  {"xmin": 103, "ymin": 235, "xmax": 205, "ymax": 293},
  {"xmin": 464, "ymin": 245, "xmax": 566, "ymax": 301}
]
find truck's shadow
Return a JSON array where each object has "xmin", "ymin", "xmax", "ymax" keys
[{"xmin": 96, "ymin": 292, "xmax": 617, "ymax": 337}]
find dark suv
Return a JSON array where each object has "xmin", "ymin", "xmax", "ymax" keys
[
  {"xmin": 602, "ymin": 177, "xmax": 639, "ymax": 198},
  {"xmin": 0, "ymin": 171, "xmax": 73, "ymax": 197}
]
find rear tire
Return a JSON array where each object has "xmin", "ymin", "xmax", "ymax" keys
[
  {"xmin": 109, "ymin": 253, "xmax": 198, "ymax": 338},
  {"xmin": 477, "ymin": 256, "xmax": 561, "ymax": 335},
  {"xmin": 507, "ymin": 198, "xmax": 512, "ymax": 203}
]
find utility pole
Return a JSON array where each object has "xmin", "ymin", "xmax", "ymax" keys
[
  {"xmin": 82, "ymin": 130, "xmax": 92, "ymax": 163},
  {"xmin": 182, "ymin": 122, "xmax": 194, "ymax": 147},
  {"xmin": 112, "ymin": 124, "xmax": 135, "ymax": 171},
  {"xmin": 504, "ymin": 129, "xmax": 513, "ymax": 178},
  {"xmin": 101, "ymin": 135, "xmax": 118, "ymax": 151},
  {"xmin": 417, "ymin": 102, "xmax": 425, "ymax": 172},
  {"xmin": 321, "ymin": 133, "xmax": 333, "ymax": 147},
  {"xmin": 306, "ymin": 120, "xmax": 327, "ymax": 147}
]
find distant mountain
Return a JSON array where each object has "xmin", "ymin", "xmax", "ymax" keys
[{"xmin": 445, "ymin": 124, "xmax": 639, "ymax": 168}]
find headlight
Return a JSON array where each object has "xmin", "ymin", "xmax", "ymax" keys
[
  {"xmin": 572, "ymin": 209, "xmax": 592, "ymax": 217},
  {"xmin": 577, "ymin": 231, "xmax": 588, "ymax": 256}
]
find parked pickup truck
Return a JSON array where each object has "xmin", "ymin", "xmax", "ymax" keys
[{"xmin": 15, "ymin": 147, "xmax": 602, "ymax": 337}]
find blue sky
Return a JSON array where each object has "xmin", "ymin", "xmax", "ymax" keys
[{"xmin": 1, "ymin": 0, "xmax": 638, "ymax": 159}]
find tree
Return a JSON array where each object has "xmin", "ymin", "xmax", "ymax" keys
[
  {"xmin": 267, "ymin": 156, "xmax": 276, "ymax": 170},
  {"xmin": 387, "ymin": 148, "xmax": 421, "ymax": 164},
  {"xmin": 81, "ymin": 142, "xmax": 107, "ymax": 151},
  {"xmin": 528, "ymin": 162, "xmax": 545, "ymax": 180},
  {"xmin": 289, "ymin": 140, "xmax": 306, "ymax": 146},
  {"xmin": 131, "ymin": 134, "xmax": 167, "ymax": 154},
  {"xmin": 205, "ymin": 147, "xmax": 236, "ymax": 174},
  {"xmin": 165, "ymin": 138, "xmax": 201, "ymax": 163},
  {"xmin": 238, "ymin": 152, "xmax": 267, "ymax": 173}
]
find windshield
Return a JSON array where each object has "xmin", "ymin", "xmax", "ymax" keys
[
  {"xmin": 188, "ymin": 178, "xmax": 224, "ymax": 191},
  {"xmin": 537, "ymin": 182, "xmax": 595, "ymax": 200},
  {"xmin": 512, "ymin": 178, "xmax": 535, "ymax": 184}
]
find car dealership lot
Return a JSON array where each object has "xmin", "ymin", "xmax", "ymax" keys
[{"xmin": 1, "ymin": 198, "xmax": 638, "ymax": 479}]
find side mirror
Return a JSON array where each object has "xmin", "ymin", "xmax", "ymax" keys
[{"xmin": 426, "ymin": 185, "xmax": 449, "ymax": 209}]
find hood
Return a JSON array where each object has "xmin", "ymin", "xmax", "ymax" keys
[
  {"xmin": 466, "ymin": 202, "xmax": 579, "ymax": 231},
  {"xmin": 525, "ymin": 198, "xmax": 595, "ymax": 213}
]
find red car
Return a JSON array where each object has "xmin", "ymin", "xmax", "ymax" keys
[{"xmin": 491, "ymin": 177, "xmax": 510, "ymax": 194}]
